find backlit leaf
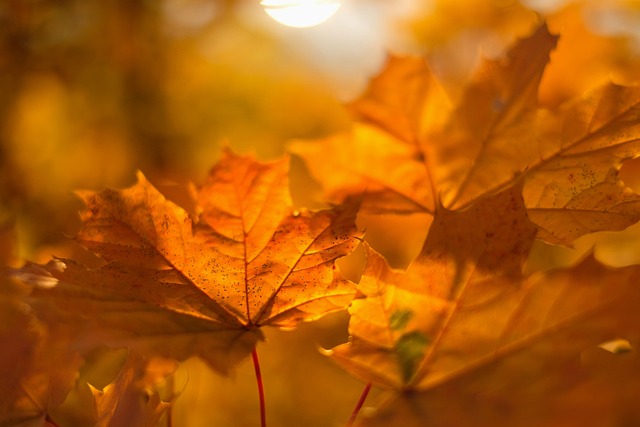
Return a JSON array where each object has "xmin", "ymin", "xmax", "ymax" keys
[
  {"xmin": 331, "ymin": 186, "xmax": 640, "ymax": 425},
  {"xmin": 524, "ymin": 83, "xmax": 640, "ymax": 244},
  {"xmin": 0, "ymin": 289, "xmax": 82, "ymax": 427},
  {"xmin": 296, "ymin": 24, "xmax": 640, "ymax": 245},
  {"xmin": 90, "ymin": 352, "xmax": 175, "ymax": 427},
  {"xmin": 0, "ymin": 228, "xmax": 82, "ymax": 427},
  {"xmin": 347, "ymin": 54, "xmax": 450, "ymax": 144},
  {"xmin": 16, "ymin": 150, "xmax": 361, "ymax": 373},
  {"xmin": 432, "ymin": 24, "xmax": 558, "ymax": 209},
  {"xmin": 291, "ymin": 124, "xmax": 434, "ymax": 214}
]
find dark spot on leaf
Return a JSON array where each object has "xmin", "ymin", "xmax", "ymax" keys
[
  {"xmin": 389, "ymin": 309, "xmax": 413, "ymax": 331},
  {"xmin": 395, "ymin": 330, "xmax": 429, "ymax": 382}
]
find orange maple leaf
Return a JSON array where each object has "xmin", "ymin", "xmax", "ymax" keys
[
  {"xmin": 329, "ymin": 186, "xmax": 640, "ymax": 426},
  {"xmin": 0, "ymin": 279, "xmax": 82, "ymax": 427},
  {"xmin": 292, "ymin": 24, "xmax": 640, "ymax": 245},
  {"xmin": 290, "ymin": 55, "xmax": 447, "ymax": 215},
  {"xmin": 90, "ymin": 352, "xmax": 176, "ymax": 427},
  {"xmin": 15, "ymin": 150, "xmax": 361, "ymax": 373}
]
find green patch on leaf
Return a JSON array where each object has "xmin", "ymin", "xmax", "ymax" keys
[
  {"xmin": 395, "ymin": 331, "xmax": 429, "ymax": 382},
  {"xmin": 390, "ymin": 309, "xmax": 413, "ymax": 331}
]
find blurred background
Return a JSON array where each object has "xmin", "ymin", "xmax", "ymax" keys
[{"xmin": 2, "ymin": 0, "xmax": 640, "ymax": 426}]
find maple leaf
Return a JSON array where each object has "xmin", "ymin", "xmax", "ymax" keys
[
  {"xmin": 353, "ymin": 346, "xmax": 640, "ymax": 427},
  {"xmin": 430, "ymin": 24, "xmax": 557, "ymax": 210},
  {"xmin": 0, "ymin": 226, "xmax": 83, "ymax": 427},
  {"xmin": 90, "ymin": 352, "xmax": 176, "ymax": 427},
  {"xmin": 329, "ymin": 186, "xmax": 640, "ymax": 426},
  {"xmin": 291, "ymin": 26, "xmax": 553, "ymax": 215},
  {"xmin": 0, "ymin": 280, "xmax": 83, "ymax": 427},
  {"xmin": 15, "ymin": 150, "xmax": 361, "ymax": 373},
  {"xmin": 293, "ymin": 24, "xmax": 640, "ymax": 245},
  {"xmin": 290, "ymin": 55, "xmax": 449, "ymax": 215},
  {"xmin": 347, "ymin": 55, "xmax": 451, "ymax": 145},
  {"xmin": 291, "ymin": 124, "xmax": 435, "ymax": 214},
  {"xmin": 523, "ymin": 83, "xmax": 640, "ymax": 244}
]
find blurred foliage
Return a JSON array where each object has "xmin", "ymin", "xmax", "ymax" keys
[
  {"xmin": 0, "ymin": 0, "xmax": 352, "ymax": 256},
  {"xmin": 2, "ymin": 0, "xmax": 640, "ymax": 426}
]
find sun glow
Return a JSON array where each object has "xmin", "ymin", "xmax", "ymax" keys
[{"xmin": 261, "ymin": 0, "xmax": 341, "ymax": 28}]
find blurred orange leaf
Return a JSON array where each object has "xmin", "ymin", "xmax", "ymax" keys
[
  {"xmin": 331, "ymin": 186, "xmax": 640, "ymax": 426},
  {"xmin": 291, "ymin": 124, "xmax": 434, "ymax": 214},
  {"xmin": 0, "ymin": 226, "xmax": 82, "ymax": 427},
  {"xmin": 291, "ymin": 54, "xmax": 449, "ymax": 215},
  {"xmin": 347, "ymin": 55, "xmax": 450, "ymax": 145},
  {"xmin": 295, "ymin": 24, "xmax": 640, "ymax": 245},
  {"xmin": 90, "ymin": 352, "xmax": 175, "ymax": 427},
  {"xmin": 0, "ymin": 288, "xmax": 82, "ymax": 427},
  {"xmin": 293, "ymin": 25, "xmax": 555, "ymax": 215},
  {"xmin": 431, "ymin": 24, "xmax": 557, "ymax": 209}
]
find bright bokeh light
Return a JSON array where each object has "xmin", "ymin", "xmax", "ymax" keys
[{"xmin": 261, "ymin": 0, "xmax": 341, "ymax": 28}]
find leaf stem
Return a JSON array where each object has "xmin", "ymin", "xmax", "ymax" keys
[
  {"xmin": 346, "ymin": 382, "xmax": 372, "ymax": 427},
  {"xmin": 252, "ymin": 347, "xmax": 267, "ymax": 427},
  {"xmin": 166, "ymin": 374, "xmax": 174, "ymax": 427}
]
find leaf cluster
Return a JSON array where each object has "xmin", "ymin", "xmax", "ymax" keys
[{"xmin": 4, "ymin": 22, "xmax": 640, "ymax": 427}]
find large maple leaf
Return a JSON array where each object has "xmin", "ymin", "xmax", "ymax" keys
[
  {"xmin": 292, "ymin": 24, "xmax": 640, "ymax": 245},
  {"xmin": 329, "ymin": 186, "xmax": 640, "ymax": 426},
  {"xmin": 15, "ymin": 150, "xmax": 361, "ymax": 373}
]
